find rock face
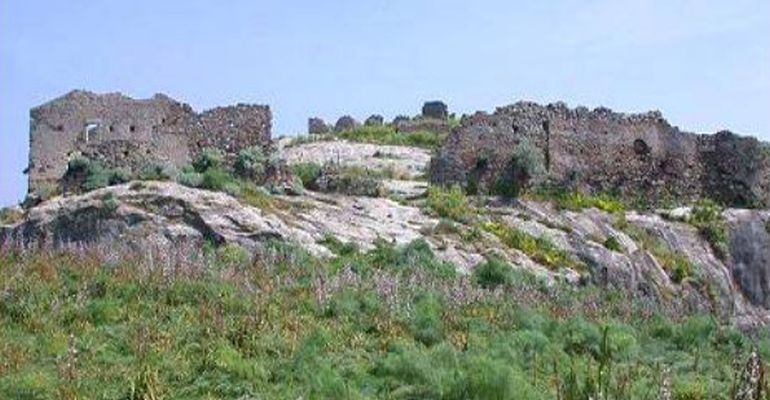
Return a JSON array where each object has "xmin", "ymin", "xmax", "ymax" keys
[
  {"xmin": 28, "ymin": 91, "xmax": 272, "ymax": 198},
  {"xmin": 430, "ymin": 102, "xmax": 770, "ymax": 207},
  {"xmin": 281, "ymin": 140, "xmax": 431, "ymax": 180},
  {"xmin": 726, "ymin": 209, "xmax": 770, "ymax": 308},
  {"xmin": 4, "ymin": 172, "xmax": 770, "ymax": 326}
]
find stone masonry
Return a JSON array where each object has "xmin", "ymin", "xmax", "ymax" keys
[
  {"xmin": 430, "ymin": 101, "xmax": 770, "ymax": 207},
  {"xmin": 28, "ymin": 90, "xmax": 271, "ymax": 196}
]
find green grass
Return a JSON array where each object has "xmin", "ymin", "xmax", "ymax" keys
[
  {"xmin": 688, "ymin": 199, "xmax": 729, "ymax": 260},
  {"xmin": 481, "ymin": 221, "xmax": 579, "ymax": 271},
  {"xmin": 530, "ymin": 187, "xmax": 626, "ymax": 214},
  {"xmin": 336, "ymin": 125, "xmax": 446, "ymax": 150},
  {"xmin": 426, "ymin": 185, "xmax": 473, "ymax": 223},
  {"xmin": 0, "ymin": 242, "xmax": 764, "ymax": 399},
  {"xmin": 0, "ymin": 240, "xmax": 765, "ymax": 399}
]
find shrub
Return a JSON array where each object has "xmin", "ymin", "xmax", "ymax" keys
[
  {"xmin": 0, "ymin": 207, "xmax": 23, "ymax": 225},
  {"xmin": 426, "ymin": 185, "xmax": 472, "ymax": 222},
  {"xmin": 688, "ymin": 199, "xmax": 728, "ymax": 260},
  {"xmin": 108, "ymin": 168, "xmax": 131, "ymax": 185},
  {"xmin": 201, "ymin": 168, "xmax": 236, "ymax": 192},
  {"xmin": 138, "ymin": 163, "xmax": 176, "ymax": 181},
  {"xmin": 216, "ymin": 243, "xmax": 251, "ymax": 269},
  {"xmin": 495, "ymin": 138, "xmax": 545, "ymax": 197},
  {"xmin": 177, "ymin": 170, "xmax": 204, "ymax": 188},
  {"xmin": 234, "ymin": 146, "xmax": 266, "ymax": 180},
  {"xmin": 395, "ymin": 239, "xmax": 456, "ymax": 279},
  {"xmin": 81, "ymin": 162, "xmax": 111, "ymax": 191},
  {"xmin": 291, "ymin": 162, "xmax": 323, "ymax": 188},
  {"xmin": 410, "ymin": 293, "xmax": 444, "ymax": 346},
  {"xmin": 603, "ymin": 236, "xmax": 622, "ymax": 252},
  {"xmin": 473, "ymin": 256, "xmax": 513, "ymax": 288},
  {"xmin": 100, "ymin": 192, "xmax": 119, "ymax": 215},
  {"xmin": 313, "ymin": 164, "xmax": 386, "ymax": 197},
  {"xmin": 193, "ymin": 147, "xmax": 225, "ymax": 173}
]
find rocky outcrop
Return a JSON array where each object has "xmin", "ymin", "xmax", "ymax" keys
[
  {"xmin": 430, "ymin": 101, "xmax": 770, "ymax": 207},
  {"xmin": 6, "ymin": 138, "xmax": 770, "ymax": 328}
]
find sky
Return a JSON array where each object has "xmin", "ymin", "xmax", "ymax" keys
[{"xmin": 1, "ymin": 0, "xmax": 768, "ymax": 206}]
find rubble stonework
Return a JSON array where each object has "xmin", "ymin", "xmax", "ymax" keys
[
  {"xmin": 364, "ymin": 114, "xmax": 384, "ymax": 126},
  {"xmin": 28, "ymin": 90, "xmax": 271, "ymax": 195},
  {"xmin": 422, "ymin": 101, "xmax": 448, "ymax": 119},
  {"xmin": 334, "ymin": 115, "xmax": 358, "ymax": 132},
  {"xmin": 308, "ymin": 117, "xmax": 330, "ymax": 134},
  {"xmin": 430, "ymin": 101, "xmax": 770, "ymax": 207}
]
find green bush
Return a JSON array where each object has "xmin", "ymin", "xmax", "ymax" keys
[
  {"xmin": 234, "ymin": 146, "xmax": 266, "ymax": 180},
  {"xmin": 193, "ymin": 147, "xmax": 225, "ymax": 173},
  {"xmin": 688, "ymin": 199, "xmax": 729, "ymax": 260},
  {"xmin": 313, "ymin": 164, "xmax": 387, "ymax": 197},
  {"xmin": 410, "ymin": 293, "xmax": 444, "ymax": 346},
  {"xmin": 426, "ymin": 185, "xmax": 472, "ymax": 222},
  {"xmin": 603, "ymin": 236, "xmax": 622, "ymax": 252},
  {"xmin": 138, "ymin": 163, "xmax": 176, "ymax": 181},
  {"xmin": 177, "ymin": 170, "xmax": 204, "ymax": 188},
  {"xmin": 291, "ymin": 162, "xmax": 323, "ymax": 188},
  {"xmin": 215, "ymin": 243, "xmax": 251, "ymax": 269},
  {"xmin": 201, "ymin": 168, "xmax": 236, "ymax": 192},
  {"xmin": 495, "ymin": 138, "xmax": 545, "ymax": 197},
  {"xmin": 108, "ymin": 168, "xmax": 131, "ymax": 185},
  {"xmin": 473, "ymin": 256, "xmax": 513, "ymax": 288}
]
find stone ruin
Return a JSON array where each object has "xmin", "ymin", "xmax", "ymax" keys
[
  {"xmin": 430, "ymin": 101, "xmax": 770, "ymax": 207},
  {"xmin": 307, "ymin": 101, "xmax": 454, "ymax": 135},
  {"xmin": 27, "ymin": 90, "xmax": 272, "ymax": 197}
]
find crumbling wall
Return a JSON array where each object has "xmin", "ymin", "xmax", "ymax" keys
[
  {"xmin": 430, "ymin": 101, "xmax": 770, "ymax": 207},
  {"xmin": 27, "ymin": 90, "xmax": 272, "ymax": 196}
]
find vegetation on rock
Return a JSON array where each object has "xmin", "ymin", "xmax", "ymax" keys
[
  {"xmin": 426, "ymin": 185, "xmax": 473, "ymax": 222},
  {"xmin": 481, "ymin": 221, "xmax": 578, "ymax": 271},
  {"xmin": 0, "ymin": 240, "xmax": 766, "ymax": 399}
]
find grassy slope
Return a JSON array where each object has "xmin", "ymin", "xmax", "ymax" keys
[{"xmin": 0, "ymin": 239, "xmax": 767, "ymax": 400}]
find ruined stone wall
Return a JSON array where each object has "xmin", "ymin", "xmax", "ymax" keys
[
  {"xmin": 430, "ymin": 101, "xmax": 770, "ymax": 207},
  {"xmin": 28, "ymin": 90, "xmax": 271, "ymax": 195}
]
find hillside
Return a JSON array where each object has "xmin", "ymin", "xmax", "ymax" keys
[{"xmin": 3, "ymin": 136, "xmax": 770, "ymax": 398}]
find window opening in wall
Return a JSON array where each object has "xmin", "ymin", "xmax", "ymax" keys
[
  {"xmin": 129, "ymin": 125, "xmax": 136, "ymax": 133},
  {"xmin": 633, "ymin": 139, "xmax": 650, "ymax": 156},
  {"xmin": 84, "ymin": 122, "xmax": 100, "ymax": 142},
  {"xmin": 109, "ymin": 125, "xmax": 114, "ymax": 132}
]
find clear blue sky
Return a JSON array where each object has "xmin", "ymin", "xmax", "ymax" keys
[{"xmin": 2, "ymin": 0, "xmax": 768, "ymax": 206}]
